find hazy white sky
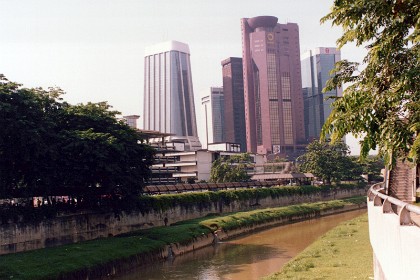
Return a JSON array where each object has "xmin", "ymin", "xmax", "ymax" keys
[{"xmin": 0, "ymin": 0, "xmax": 367, "ymax": 153}]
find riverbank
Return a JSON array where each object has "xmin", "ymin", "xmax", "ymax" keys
[
  {"xmin": 1, "ymin": 183, "xmax": 367, "ymax": 255},
  {"xmin": 0, "ymin": 196, "xmax": 366, "ymax": 280},
  {"xmin": 264, "ymin": 213, "xmax": 372, "ymax": 279}
]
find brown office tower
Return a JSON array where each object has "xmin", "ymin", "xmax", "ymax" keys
[
  {"xmin": 221, "ymin": 57, "xmax": 246, "ymax": 152},
  {"xmin": 241, "ymin": 16, "xmax": 305, "ymax": 158}
]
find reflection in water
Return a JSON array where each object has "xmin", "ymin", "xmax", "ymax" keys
[{"xmin": 117, "ymin": 209, "xmax": 366, "ymax": 280}]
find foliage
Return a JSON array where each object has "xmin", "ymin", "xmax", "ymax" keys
[
  {"xmin": 209, "ymin": 153, "xmax": 252, "ymax": 183},
  {"xmin": 353, "ymin": 155, "xmax": 385, "ymax": 182},
  {"xmin": 0, "ymin": 75, "xmax": 155, "ymax": 199},
  {"xmin": 297, "ymin": 141, "xmax": 363, "ymax": 184},
  {"xmin": 0, "ymin": 232, "xmax": 165, "ymax": 280},
  {"xmin": 136, "ymin": 183, "xmax": 366, "ymax": 213},
  {"xmin": 320, "ymin": 0, "xmax": 420, "ymax": 166},
  {"xmin": 201, "ymin": 197, "xmax": 366, "ymax": 231},
  {"xmin": 264, "ymin": 160, "xmax": 293, "ymax": 173}
]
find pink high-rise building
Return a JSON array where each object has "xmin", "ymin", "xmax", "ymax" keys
[{"xmin": 241, "ymin": 16, "xmax": 306, "ymax": 157}]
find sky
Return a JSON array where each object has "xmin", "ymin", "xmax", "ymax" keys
[{"xmin": 0, "ymin": 0, "xmax": 368, "ymax": 154}]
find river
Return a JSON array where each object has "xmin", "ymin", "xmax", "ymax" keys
[{"xmin": 116, "ymin": 209, "xmax": 366, "ymax": 280}]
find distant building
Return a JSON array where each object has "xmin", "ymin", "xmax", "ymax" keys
[
  {"xmin": 201, "ymin": 87, "xmax": 225, "ymax": 148},
  {"xmin": 221, "ymin": 57, "xmax": 247, "ymax": 152},
  {"xmin": 241, "ymin": 16, "xmax": 306, "ymax": 158},
  {"xmin": 150, "ymin": 149, "xmax": 265, "ymax": 184},
  {"xmin": 301, "ymin": 47, "xmax": 342, "ymax": 141},
  {"xmin": 142, "ymin": 131, "xmax": 265, "ymax": 184},
  {"xmin": 207, "ymin": 142, "xmax": 241, "ymax": 153},
  {"xmin": 122, "ymin": 115, "xmax": 140, "ymax": 129},
  {"xmin": 143, "ymin": 40, "xmax": 201, "ymax": 151}
]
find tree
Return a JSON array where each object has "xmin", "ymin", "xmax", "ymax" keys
[
  {"xmin": 320, "ymin": 0, "xmax": 419, "ymax": 166},
  {"xmin": 210, "ymin": 153, "xmax": 252, "ymax": 183},
  {"xmin": 0, "ymin": 75, "xmax": 155, "ymax": 200},
  {"xmin": 356, "ymin": 156, "xmax": 385, "ymax": 182},
  {"xmin": 0, "ymin": 75, "xmax": 64, "ymax": 197},
  {"xmin": 297, "ymin": 141, "xmax": 362, "ymax": 185},
  {"xmin": 55, "ymin": 101, "xmax": 155, "ymax": 197}
]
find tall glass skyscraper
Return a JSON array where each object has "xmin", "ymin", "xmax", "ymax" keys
[
  {"xmin": 241, "ymin": 16, "xmax": 305, "ymax": 157},
  {"xmin": 143, "ymin": 41, "xmax": 201, "ymax": 151},
  {"xmin": 301, "ymin": 47, "xmax": 342, "ymax": 141},
  {"xmin": 201, "ymin": 87, "xmax": 225, "ymax": 148},
  {"xmin": 222, "ymin": 57, "xmax": 246, "ymax": 152}
]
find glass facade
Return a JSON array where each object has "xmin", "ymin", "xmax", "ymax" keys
[
  {"xmin": 241, "ymin": 16, "xmax": 306, "ymax": 156},
  {"xmin": 281, "ymin": 72, "xmax": 293, "ymax": 145},
  {"xmin": 301, "ymin": 48, "xmax": 341, "ymax": 141},
  {"xmin": 221, "ymin": 57, "xmax": 246, "ymax": 152},
  {"xmin": 211, "ymin": 88, "xmax": 225, "ymax": 143},
  {"xmin": 201, "ymin": 87, "xmax": 225, "ymax": 146},
  {"xmin": 252, "ymin": 61, "xmax": 262, "ymax": 146},
  {"xmin": 267, "ymin": 51, "xmax": 280, "ymax": 145},
  {"xmin": 143, "ymin": 41, "xmax": 200, "ymax": 150}
]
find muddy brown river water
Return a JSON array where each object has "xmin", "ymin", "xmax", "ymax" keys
[{"xmin": 116, "ymin": 209, "xmax": 366, "ymax": 280}]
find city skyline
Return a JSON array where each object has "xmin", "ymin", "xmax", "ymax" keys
[
  {"xmin": 0, "ymin": 0, "xmax": 367, "ymax": 154},
  {"xmin": 0, "ymin": 0, "xmax": 366, "ymax": 116}
]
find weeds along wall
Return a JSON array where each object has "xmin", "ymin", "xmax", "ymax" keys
[{"xmin": 0, "ymin": 185, "xmax": 367, "ymax": 255}]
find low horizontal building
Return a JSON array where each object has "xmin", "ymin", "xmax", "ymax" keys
[{"xmin": 150, "ymin": 149, "xmax": 265, "ymax": 184}]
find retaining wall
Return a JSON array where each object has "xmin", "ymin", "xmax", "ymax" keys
[
  {"xmin": 0, "ymin": 187, "xmax": 366, "ymax": 255},
  {"xmin": 62, "ymin": 203, "xmax": 366, "ymax": 280},
  {"xmin": 368, "ymin": 183, "xmax": 420, "ymax": 279}
]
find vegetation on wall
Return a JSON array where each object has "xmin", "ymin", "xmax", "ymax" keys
[
  {"xmin": 0, "ymin": 183, "xmax": 366, "ymax": 224},
  {"xmin": 136, "ymin": 183, "xmax": 366, "ymax": 213},
  {"xmin": 0, "ymin": 197, "xmax": 366, "ymax": 280}
]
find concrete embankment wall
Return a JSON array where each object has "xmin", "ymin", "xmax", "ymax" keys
[
  {"xmin": 368, "ymin": 196, "xmax": 420, "ymax": 279},
  {"xmin": 64, "ymin": 203, "xmax": 366, "ymax": 280},
  {"xmin": 0, "ymin": 187, "xmax": 366, "ymax": 255}
]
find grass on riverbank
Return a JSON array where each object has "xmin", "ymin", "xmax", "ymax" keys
[
  {"xmin": 200, "ymin": 196, "xmax": 366, "ymax": 231},
  {"xmin": 264, "ymin": 213, "xmax": 372, "ymax": 280},
  {"xmin": 0, "ymin": 196, "xmax": 366, "ymax": 280}
]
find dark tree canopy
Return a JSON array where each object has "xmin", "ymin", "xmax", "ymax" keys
[
  {"xmin": 0, "ymin": 75, "xmax": 155, "ymax": 199},
  {"xmin": 321, "ymin": 0, "xmax": 419, "ymax": 166}
]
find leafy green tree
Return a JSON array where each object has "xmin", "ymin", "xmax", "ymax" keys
[
  {"xmin": 55, "ymin": 101, "xmax": 155, "ymax": 197},
  {"xmin": 210, "ymin": 153, "xmax": 252, "ymax": 183},
  {"xmin": 356, "ymin": 156, "xmax": 385, "ymax": 182},
  {"xmin": 297, "ymin": 141, "xmax": 362, "ymax": 185},
  {"xmin": 320, "ymin": 0, "xmax": 419, "ymax": 166},
  {"xmin": 0, "ymin": 75, "xmax": 64, "ymax": 197},
  {"xmin": 0, "ymin": 75, "xmax": 154, "ymax": 200}
]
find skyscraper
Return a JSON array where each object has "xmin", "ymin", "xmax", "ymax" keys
[
  {"xmin": 221, "ymin": 57, "xmax": 246, "ymax": 152},
  {"xmin": 301, "ymin": 47, "xmax": 342, "ymax": 141},
  {"xmin": 241, "ymin": 16, "xmax": 305, "ymax": 157},
  {"xmin": 201, "ymin": 87, "xmax": 224, "ymax": 148},
  {"xmin": 143, "ymin": 40, "xmax": 201, "ymax": 151}
]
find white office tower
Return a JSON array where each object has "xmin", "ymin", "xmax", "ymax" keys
[
  {"xmin": 201, "ymin": 87, "xmax": 225, "ymax": 149},
  {"xmin": 143, "ymin": 41, "xmax": 201, "ymax": 151}
]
